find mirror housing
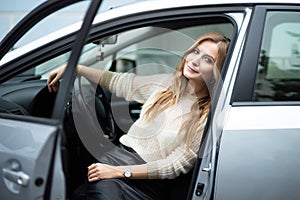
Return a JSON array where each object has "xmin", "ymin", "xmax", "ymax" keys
[{"xmin": 93, "ymin": 35, "xmax": 118, "ymax": 46}]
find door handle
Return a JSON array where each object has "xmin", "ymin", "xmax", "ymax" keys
[{"xmin": 3, "ymin": 168, "xmax": 30, "ymax": 187}]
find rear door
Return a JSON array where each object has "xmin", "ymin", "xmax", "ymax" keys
[{"xmin": 214, "ymin": 5, "xmax": 300, "ymax": 200}]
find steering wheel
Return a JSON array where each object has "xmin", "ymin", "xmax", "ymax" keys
[
  {"xmin": 94, "ymin": 85, "xmax": 118, "ymax": 142},
  {"xmin": 72, "ymin": 76, "xmax": 119, "ymax": 143}
]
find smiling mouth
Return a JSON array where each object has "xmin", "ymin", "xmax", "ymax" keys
[{"xmin": 187, "ymin": 65, "xmax": 199, "ymax": 73}]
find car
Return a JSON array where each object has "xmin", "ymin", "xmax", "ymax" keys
[{"xmin": 1, "ymin": 0, "xmax": 300, "ymax": 199}]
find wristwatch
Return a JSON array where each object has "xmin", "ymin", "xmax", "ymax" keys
[{"xmin": 123, "ymin": 167, "xmax": 132, "ymax": 179}]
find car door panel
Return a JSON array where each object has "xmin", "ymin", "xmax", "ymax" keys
[
  {"xmin": 0, "ymin": 118, "xmax": 60, "ymax": 199},
  {"xmin": 216, "ymin": 129, "xmax": 300, "ymax": 200},
  {"xmin": 214, "ymin": 106, "xmax": 300, "ymax": 200}
]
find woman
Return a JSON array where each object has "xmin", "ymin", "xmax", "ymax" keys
[{"xmin": 47, "ymin": 32, "xmax": 230, "ymax": 199}]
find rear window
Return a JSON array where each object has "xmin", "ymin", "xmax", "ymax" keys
[{"xmin": 254, "ymin": 11, "xmax": 300, "ymax": 101}]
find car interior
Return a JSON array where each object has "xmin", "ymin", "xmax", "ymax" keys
[{"xmin": 0, "ymin": 18, "xmax": 234, "ymax": 199}]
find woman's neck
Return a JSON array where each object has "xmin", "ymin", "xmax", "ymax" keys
[{"xmin": 188, "ymin": 80, "xmax": 209, "ymax": 99}]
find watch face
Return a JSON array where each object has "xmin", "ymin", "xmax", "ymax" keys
[{"xmin": 124, "ymin": 168, "xmax": 132, "ymax": 178}]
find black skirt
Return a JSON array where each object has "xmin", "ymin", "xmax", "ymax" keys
[{"xmin": 71, "ymin": 144, "xmax": 173, "ymax": 200}]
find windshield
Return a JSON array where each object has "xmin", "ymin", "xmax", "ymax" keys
[
  {"xmin": 10, "ymin": 1, "xmax": 90, "ymax": 50},
  {"xmin": 0, "ymin": 0, "xmax": 143, "ymax": 49}
]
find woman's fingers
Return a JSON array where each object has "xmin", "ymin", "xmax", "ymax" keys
[
  {"xmin": 87, "ymin": 164, "xmax": 97, "ymax": 176},
  {"xmin": 47, "ymin": 80, "xmax": 59, "ymax": 92},
  {"xmin": 87, "ymin": 163, "xmax": 101, "ymax": 182},
  {"xmin": 88, "ymin": 172, "xmax": 99, "ymax": 182},
  {"xmin": 47, "ymin": 64, "xmax": 66, "ymax": 92},
  {"xmin": 47, "ymin": 79, "xmax": 57, "ymax": 92}
]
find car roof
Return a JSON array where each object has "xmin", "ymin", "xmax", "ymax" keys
[
  {"xmin": 1, "ymin": 0, "xmax": 299, "ymax": 66},
  {"xmin": 105, "ymin": 0, "xmax": 300, "ymax": 20},
  {"xmin": 119, "ymin": 0, "xmax": 300, "ymax": 10}
]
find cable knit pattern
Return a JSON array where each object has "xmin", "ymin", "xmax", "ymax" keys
[{"xmin": 104, "ymin": 71, "xmax": 205, "ymax": 179}]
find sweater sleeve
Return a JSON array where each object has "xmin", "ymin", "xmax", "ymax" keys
[
  {"xmin": 147, "ymin": 144, "xmax": 197, "ymax": 179},
  {"xmin": 100, "ymin": 71, "xmax": 172, "ymax": 104},
  {"xmin": 146, "ymin": 116, "xmax": 207, "ymax": 179}
]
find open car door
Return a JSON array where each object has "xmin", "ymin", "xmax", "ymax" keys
[
  {"xmin": 0, "ymin": 118, "xmax": 63, "ymax": 199},
  {"xmin": 0, "ymin": 0, "xmax": 102, "ymax": 199}
]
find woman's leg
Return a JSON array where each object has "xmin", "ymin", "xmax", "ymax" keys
[
  {"xmin": 86, "ymin": 179, "xmax": 153, "ymax": 200},
  {"xmin": 72, "ymin": 144, "xmax": 172, "ymax": 200},
  {"xmin": 72, "ymin": 177, "xmax": 172, "ymax": 200}
]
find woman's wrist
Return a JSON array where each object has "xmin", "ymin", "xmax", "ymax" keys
[
  {"xmin": 115, "ymin": 166, "xmax": 127, "ymax": 179},
  {"xmin": 76, "ymin": 64, "xmax": 83, "ymax": 74}
]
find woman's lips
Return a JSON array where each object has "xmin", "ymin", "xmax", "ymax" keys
[{"xmin": 187, "ymin": 65, "xmax": 199, "ymax": 73}]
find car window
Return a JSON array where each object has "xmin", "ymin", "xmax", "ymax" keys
[
  {"xmin": 1, "ymin": 14, "xmax": 234, "ymax": 120},
  {"xmin": 72, "ymin": 22, "xmax": 234, "ymax": 131},
  {"xmin": 15, "ymin": 21, "xmax": 234, "ymax": 81},
  {"xmin": 27, "ymin": 24, "xmax": 234, "ymax": 80},
  {"xmin": 36, "ymin": 44, "xmax": 98, "ymax": 80},
  {"xmin": 83, "ymin": 24, "xmax": 234, "ymax": 76},
  {"xmin": 12, "ymin": 1, "xmax": 90, "ymax": 50},
  {"xmin": 254, "ymin": 11, "xmax": 300, "ymax": 101}
]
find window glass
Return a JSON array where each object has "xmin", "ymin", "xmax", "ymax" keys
[
  {"xmin": 9, "ymin": 19, "xmax": 234, "ymax": 82},
  {"xmin": 13, "ymin": 1, "xmax": 90, "ymax": 50},
  {"xmin": 36, "ymin": 44, "xmax": 98, "ymax": 80},
  {"xmin": 74, "ymin": 22, "xmax": 233, "ymax": 130},
  {"xmin": 0, "ymin": 15, "xmax": 234, "ymax": 121},
  {"xmin": 254, "ymin": 11, "xmax": 300, "ymax": 101},
  {"xmin": 99, "ymin": 24, "xmax": 233, "ymax": 75},
  {"xmin": 33, "ymin": 23, "xmax": 234, "ymax": 80}
]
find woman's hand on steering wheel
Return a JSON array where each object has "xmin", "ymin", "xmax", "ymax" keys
[{"xmin": 47, "ymin": 64, "xmax": 67, "ymax": 92}]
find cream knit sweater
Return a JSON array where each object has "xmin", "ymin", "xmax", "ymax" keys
[{"xmin": 101, "ymin": 71, "xmax": 206, "ymax": 179}]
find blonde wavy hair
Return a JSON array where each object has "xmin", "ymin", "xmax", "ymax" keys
[{"xmin": 143, "ymin": 32, "xmax": 230, "ymax": 148}]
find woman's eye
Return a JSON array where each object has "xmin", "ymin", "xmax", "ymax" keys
[
  {"xmin": 204, "ymin": 56, "xmax": 214, "ymax": 64},
  {"xmin": 193, "ymin": 49, "xmax": 199, "ymax": 54}
]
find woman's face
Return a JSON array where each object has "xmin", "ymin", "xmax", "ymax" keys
[{"xmin": 183, "ymin": 40, "xmax": 219, "ymax": 87}]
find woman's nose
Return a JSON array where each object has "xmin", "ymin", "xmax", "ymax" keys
[{"xmin": 191, "ymin": 56, "xmax": 201, "ymax": 66}]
